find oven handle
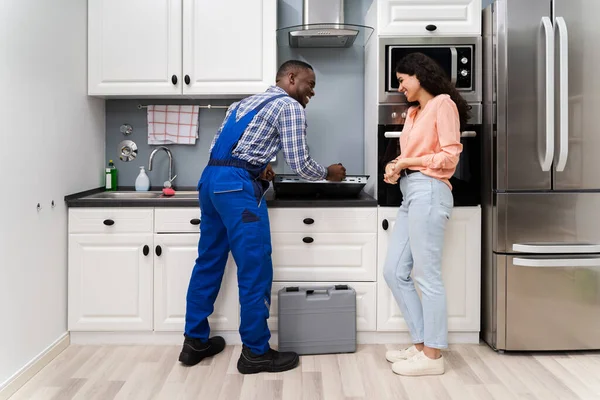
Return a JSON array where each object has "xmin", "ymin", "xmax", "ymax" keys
[
  {"xmin": 450, "ymin": 47, "xmax": 458, "ymax": 85},
  {"xmin": 384, "ymin": 131, "xmax": 402, "ymax": 138},
  {"xmin": 385, "ymin": 131, "xmax": 476, "ymax": 139}
]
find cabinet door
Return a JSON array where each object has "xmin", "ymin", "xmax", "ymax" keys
[
  {"xmin": 377, "ymin": 206, "xmax": 481, "ymax": 332},
  {"xmin": 378, "ymin": 0, "xmax": 481, "ymax": 36},
  {"xmin": 68, "ymin": 234, "xmax": 154, "ymax": 330},
  {"xmin": 88, "ymin": 0, "xmax": 182, "ymax": 96},
  {"xmin": 182, "ymin": 0, "xmax": 276, "ymax": 96},
  {"xmin": 153, "ymin": 234, "xmax": 239, "ymax": 331}
]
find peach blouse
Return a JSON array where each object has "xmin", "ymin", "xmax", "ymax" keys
[{"xmin": 399, "ymin": 94, "xmax": 463, "ymax": 189}]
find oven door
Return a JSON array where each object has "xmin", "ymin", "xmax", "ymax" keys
[{"xmin": 378, "ymin": 36, "xmax": 481, "ymax": 104}]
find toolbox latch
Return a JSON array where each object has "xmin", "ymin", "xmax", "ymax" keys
[
  {"xmin": 335, "ymin": 285, "xmax": 349, "ymax": 290},
  {"xmin": 285, "ymin": 287, "xmax": 299, "ymax": 292}
]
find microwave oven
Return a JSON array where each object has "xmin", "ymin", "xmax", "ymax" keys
[{"xmin": 378, "ymin": 36, "xmax": 482, "ymax": 104}]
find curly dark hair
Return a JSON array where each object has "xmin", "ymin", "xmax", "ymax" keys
[{"xmin": 395, "ymin": 52, "xmax": 470, "ymax": 129}]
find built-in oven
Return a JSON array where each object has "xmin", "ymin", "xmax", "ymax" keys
[
  {"xmin": 377, "ymin": 103, "xmax": 482, "ymax": 207},
  {"xmin": 379, "ymin": 36, "xmax": 482, "ymax": 104}
]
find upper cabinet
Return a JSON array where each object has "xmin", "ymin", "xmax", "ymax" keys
[
  {"xmin": 378, "ymin": 0, "xmax": 481, "ymax": 37},
  {"xmin": 88, "ymin": 0, "xmax": 277, "ymax": 97}
]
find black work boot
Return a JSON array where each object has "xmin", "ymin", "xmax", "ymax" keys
[
  {"xmin": 237, "ymin": 345, "xmax": 299, "ymax": 374},
  {"xmin": 178, "ymin": 336, "xmax": 226, "ymax": 366}
]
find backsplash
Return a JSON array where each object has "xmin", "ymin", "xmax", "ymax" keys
[{"xmin": 105, "ymin": 0, "xmax": 372, "ymax": 188}]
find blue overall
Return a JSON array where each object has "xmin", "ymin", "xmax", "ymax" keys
[{"xmin": 184, "ymin": 94, "xmax": 286, "ymax": 355}]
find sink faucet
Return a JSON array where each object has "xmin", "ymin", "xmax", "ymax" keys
[{"xmin": 148, "ymin": 146, "xmax": 177, "ymax": 188}]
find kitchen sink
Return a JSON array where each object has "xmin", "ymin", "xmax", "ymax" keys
[{"xmin": 84, "ymin": 190, "xmax": 199, "ymax": 200}]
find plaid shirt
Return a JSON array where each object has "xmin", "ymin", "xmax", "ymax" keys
[{"xmin": 209, "ymin": 86, "xmax": 327, "ymax": 181}]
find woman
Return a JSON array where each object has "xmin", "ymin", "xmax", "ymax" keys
[{"xmin": 382, "ymin": 52, "xmax": 468, "ymax": 376}]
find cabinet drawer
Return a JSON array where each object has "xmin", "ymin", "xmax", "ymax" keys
[
  {"xmin": 154, "ymin": 208, "xmax": 201, "ymax": 233},
  {"xmin": 268, "ymin": 282, "xmax": 376, "ymax": 332},
  {"xmin": 378, "ymin": 0, "xmax": 481, "ymax": 36},
  {"xmin": 271, "ymin": 233, "xmax": 377, "ymax": 281},
  {"xmin": 68, "ymin": 208, "xmax": 153, "ymax": 234},
  {"xmin": 268, "ymin": 208, "xmax": 377, "ymax": 233}
]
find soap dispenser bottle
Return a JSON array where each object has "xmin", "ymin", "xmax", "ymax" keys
[
  {"xmin": 105, "ymin": 160, "xmax": 118, "ymax": 191},
  {"xmin": 135, "ymin": 166, "xmax": 150, "ymax": 191}
]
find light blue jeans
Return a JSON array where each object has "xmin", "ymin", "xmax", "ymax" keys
[{"xmin": 383, "ymin": 172, "xmax": 453, "ymax": 349}]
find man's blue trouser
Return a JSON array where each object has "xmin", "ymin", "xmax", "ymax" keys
[{"xmin": 184, "ymin": 94, "xmax": 286, "ymax": 355}]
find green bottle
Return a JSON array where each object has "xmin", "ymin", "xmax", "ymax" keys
[{"xmin": 105, "ymin": 160, "xmax": 118, "ymax": 191}]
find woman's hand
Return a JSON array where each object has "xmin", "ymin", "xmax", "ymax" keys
[
  {"xmin": 384, "ymin": 159, "xmax": 400, "ymax": 184},
  {"xmin": 384, "ymin": 158, "xmax": 412, "ymax": 184}
]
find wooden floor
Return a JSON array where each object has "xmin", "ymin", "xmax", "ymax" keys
[{"xmin": 9, "ymin": 343, "xmax": 600, "ymax": 400}]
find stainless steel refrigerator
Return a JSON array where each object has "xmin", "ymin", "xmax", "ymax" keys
[{"xmin": 482, "ymin": 0, "xmax": 600, "ymax": 351}]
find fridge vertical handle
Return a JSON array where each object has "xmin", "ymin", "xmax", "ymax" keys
[
  {"xmin": 539, "ymin": 17, "xmax": 554, "ymax": 172},
  {"xmin": 555, "ymin": 17, "xmax": 569, "ymax": 172}
]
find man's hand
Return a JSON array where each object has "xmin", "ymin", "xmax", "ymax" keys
[
  {"xmin": 326, "ymin": 163, "xmax": 346, "ymax": 181},
  {"xmin": 260, "ymin": 164, "xmax": 276, "ymax": 181}
]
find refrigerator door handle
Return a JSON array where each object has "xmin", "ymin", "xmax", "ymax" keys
[
  {"xmin": 514, "ymin": 257, "xmax": 600, "ymax": 268},
  {"xmin": 538, "ymin": 17, "xmax": 555, "ymax": 172},
  {"xmin": 555, "ymin": 17, "xmax": 569, "ymax": 172},
  {"xmin": 513, "ymin": 243, "xmax": 600, "ymax": 253}
]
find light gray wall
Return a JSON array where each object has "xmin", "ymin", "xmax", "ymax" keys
[
  {"xmin": 106, "ymin": 0, "xmax": 373, "ymax": 188},
  {"xmin": 482, "ymin": 0, "xmax": 494, "ymax": 8}
]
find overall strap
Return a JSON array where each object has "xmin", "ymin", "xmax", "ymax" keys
[{"xmin": 209, "ymin": 93, "xmax": 288, "ymax": 167}]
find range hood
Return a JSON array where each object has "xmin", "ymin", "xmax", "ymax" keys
[{"xmin": 277, "ymin": 0, "xmax": 374, "ymax": 48}]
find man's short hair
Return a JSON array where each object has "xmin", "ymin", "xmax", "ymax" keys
[{"xmin": 276, "ymin": 60, "xmax": 313, "ymax": 81}]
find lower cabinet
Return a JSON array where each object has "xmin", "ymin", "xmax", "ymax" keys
[
  {"xmin": 376, "ymin": 206, "xmax": 481, "ymax": 332},
  {"xmin": 67, "ymin": 205, "xmax": 481, "ymax": 339},
  {"xmin": 68, "ymin": 232, "xmax": 154, "ymax": 331}
]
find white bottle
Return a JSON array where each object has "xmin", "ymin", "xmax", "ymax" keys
[{"xmin": 135, "ymin": 166, "xmax": 150, "ymax": 191}]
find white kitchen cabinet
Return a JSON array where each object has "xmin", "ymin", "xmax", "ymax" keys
[
  {"xmin": 153, "ymin": 233, "xmax": 239, "ymax": 331},
  {"xmin": 271, "ymin": 233, "xmax": 377, "ymax": 282},
  {"xmin": 267, "ymin": 282, "xmax": 377, "ymax": 332},
  {"xmin": 268, "ymin": 208, "xmax": 378, "ymax": 282},
  {"xmin": 68, "ymin": 207, "xmax": 238, "ymax": 333},
  {"xmin": 88, "ymin": 0, "xmax": 182, "ymax": 96},
  {"xmin": 68, "ymin": 233, "xmax": 154, "ymax": 331},
  {"xmin": 88, "ymin": 0, "xmax": 276, "ymax": 97},
  {"xmin": 182, "ymin": 0, "xmax": 276, "ymax": 96},
  {"xmin": 68, "ymin": 208, "xmax": 155, "ymax": 331},
  {"xmin": 376, "ymin": 206, "xmax": 481, "ymax": 332},
  {"xmin": 378, "ymin": 0, "xmax": 481, "ymax": 37}
]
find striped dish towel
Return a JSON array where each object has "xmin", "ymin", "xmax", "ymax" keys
[{"xmin": 147, "ymin": 105, "xmax": 199, "ymax": 145}]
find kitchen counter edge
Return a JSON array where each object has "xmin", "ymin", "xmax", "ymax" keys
[{"xmin": 64, "ymin": 187, "xmax": 378, "ymax": 208}]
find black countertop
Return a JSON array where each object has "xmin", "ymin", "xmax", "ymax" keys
[{"xmin": 64, "ymin": 186, "xmax": 377, "ymax": 208}]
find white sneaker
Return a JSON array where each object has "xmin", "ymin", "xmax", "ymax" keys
[
  {"xmin": 385, "ymin": 345, "xmax": 421, "ymax": 363},
  {"xmin": 391, "ymin": 351, "xmax": 445, "ymax": 376}
]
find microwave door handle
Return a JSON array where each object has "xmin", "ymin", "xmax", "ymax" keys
[
  {"xmin": 555, "ymin": 16, "xmax": 569, "ymax": 172},
  {"xmin": 539, "ymin": 16, "xmax": 555, "ymax": 172},
  {"xmin": 450, "ymin": 47, "xmax": 457, "ymax": 85}
]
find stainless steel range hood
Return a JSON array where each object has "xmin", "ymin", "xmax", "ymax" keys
[{"xmin": 278, "ymin": 0, "xmax": 374, "ymax": 48}]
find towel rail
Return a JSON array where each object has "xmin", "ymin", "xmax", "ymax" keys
[{"xmin": 137, "ymin": 104, "xmax": 229, "ymax": 110}]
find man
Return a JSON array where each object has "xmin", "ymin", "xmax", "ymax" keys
[{"xmin": 179, "ymin": 60, "xmax": 347, "ymax": 374}]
